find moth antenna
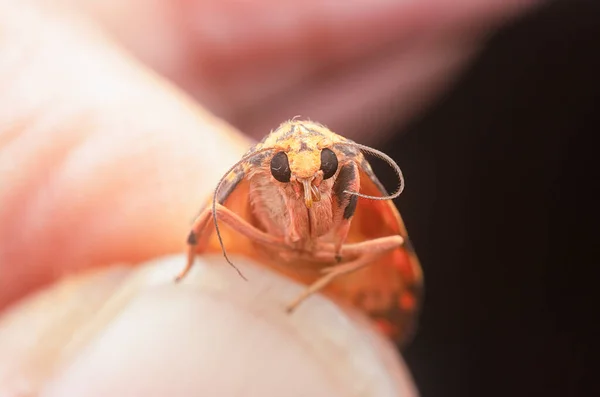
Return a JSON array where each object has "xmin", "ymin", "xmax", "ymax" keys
[
  {"xmin": 339, "ymin": 142, "xmax": 405, "ymax": 200},
  {"xmin": 212, "ymin": 147, "xmax": 273, "ymax": 280}
]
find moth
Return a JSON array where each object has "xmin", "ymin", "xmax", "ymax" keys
[{"xmin": 176, "ymin": 119, "xmax": 423, "ymax": 345}]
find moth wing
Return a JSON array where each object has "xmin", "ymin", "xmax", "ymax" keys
[
  {"xmin": 330, "ymin": 162, "xmax": 424, "ymax": 346},
  {"xmin": 201, "ymin": 166, "xmax": 260, "ymax": 260}
]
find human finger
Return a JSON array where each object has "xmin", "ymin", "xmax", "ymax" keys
[
  {"xmin": 0, "ymin": 255, "xmax": 417, "ymax": 397},
  {"xmin": 0, "ymin": 2, "xmax": 248, "ymax": 309}
]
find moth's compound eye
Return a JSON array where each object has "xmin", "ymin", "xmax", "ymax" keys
[
  {"xmin": 320, "ymin": 148, "xmax": 338, "ymax": 180},
  {"xmin": 270, "ymin": 151, "xmax": 291, "ymax": 182}
]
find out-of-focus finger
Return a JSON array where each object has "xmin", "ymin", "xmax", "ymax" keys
[
  {"xmin": 0, "ymin": 255, "xmax": 418, "ymax": 397},
  {"xmin": 0, "ymin": 2, "xmax": 249, "ymax": 309},
  {"xmin": 232, "ymin": 33, "xmax": 480, "ymax": 143},
  {"xmin": 73, "ymin": 0, "xmax": 542, "ymax": 141}
]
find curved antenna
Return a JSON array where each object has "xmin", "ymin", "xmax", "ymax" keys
[
  {"xmin": 211, "ymin": 147, "xmax": 274, "ymax": 280},
  {"xmin": 338, "ymin": 142, "xmax": 405, "ymax": 200}
]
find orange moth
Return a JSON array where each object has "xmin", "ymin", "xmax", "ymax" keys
[{"xmin": 176, "ymin": 119, "xmax": 423, "ymax": 345}]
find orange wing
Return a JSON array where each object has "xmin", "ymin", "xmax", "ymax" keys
[
  {"xmin": 202, "ymin": 171, "xmax": 260, "ymax": 260},
  {"xmin": 327, "ymin": 165, "xmax": 424, "ymax": 346}
]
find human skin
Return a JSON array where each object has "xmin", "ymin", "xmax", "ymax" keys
[
  {"xmin": 0, "ymin": 0, "xmax": 540, "ymax": 395},
  {"xmin": 72, "ymin": 0, "xmax": 539, "ymax": 142}
]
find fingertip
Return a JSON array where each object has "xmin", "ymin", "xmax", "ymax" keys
[{"xmin": 0, "ymin": 255, "xmax": 418, "ymax": 396}]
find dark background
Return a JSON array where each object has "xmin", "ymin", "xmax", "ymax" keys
[{"xmin": 377, "ymin": 1, "xmax": 597, "ymax": 396}]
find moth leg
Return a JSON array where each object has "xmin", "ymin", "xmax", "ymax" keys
[
  {"xmin": 332, "ymin": 222, "xmax": 352, "ymax": 262},
  {"xmin": 294, "ymin": 235, "xmax": 404, "ymax": 263},
  {"xmin": 175, "ymin": 206, "xmax": 213, "ymax": 282},
  {"xmin": 176, "ymin": 203, "xmax": 290, "ymax": 281},
  {"xmin": 331, "ymin": 162, "xmax": 360, "ymax": 262},
  {"xmin": 286, "ymin": 253, "xmax": 379, "ymax": 313},
  {"xmin": 337, "ymin": 235, "xmax": 405, "ymax": 260},
  {"xmin": 286, "ymin": 235, "xmax": 405, "ymax": 312}
]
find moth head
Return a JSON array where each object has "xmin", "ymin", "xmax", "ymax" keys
[{"xmin": 270, "ymin": 143, "xmax": 339, "ymax": 209}]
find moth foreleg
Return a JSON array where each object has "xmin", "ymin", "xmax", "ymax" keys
[
  {"xmin": 286, "ymin": 235, "xmax": 405, "ymax": 312},
  {"xmin": 298, "ymin": 235, "xmax": 405, "ymax": 264},
  {"xmin": 176, "ymin": 203, "xmax": 290, "ymax": 281},
  {"xmin": 286, "ymin": 253, "xmax": 380, "ymax": 313},
  {"xmin": 331, "ymin": 162, "xmax": 361, "ymax": 261},
  {"xmin": 338, "ymin": 235, "xmax": 405, "ymax": 259}
]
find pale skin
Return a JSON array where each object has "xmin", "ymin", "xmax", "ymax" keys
[{"xmin": 0, "ymin": 0, "xmax": 540, "ymax": 394}]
